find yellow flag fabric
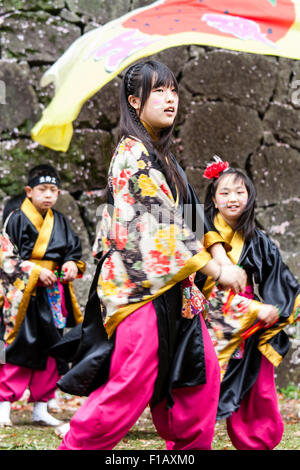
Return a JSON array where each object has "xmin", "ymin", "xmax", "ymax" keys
[{"xmin": 31, "ymin": 0, "xmax": 300, "ymax": 152}]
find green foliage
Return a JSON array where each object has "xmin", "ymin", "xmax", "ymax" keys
[{"xmin": 279, "ymin": 383, "xmax": 300, "ymax": 400}]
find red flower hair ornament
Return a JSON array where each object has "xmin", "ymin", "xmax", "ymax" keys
[{"xmin": 203, "ymin": 155, "xmax": 229, "ymax": 180}]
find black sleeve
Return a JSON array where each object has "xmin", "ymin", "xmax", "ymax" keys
[
  {"xmin": 60, "ymin": 214, "xmax": 83, "ymax": 266},
  {"xmin": 173, "ymin": 158, "xmax": 226, "ymax": 249},
  {"xmin": 5, "ymin": 210, "xmax": 23, "ymax": 248},
  {"xmin": 252, "ymin": 231, "xmax": 300, "ymax": 321},
  {"xmin": 2, "ymin": 193, "xmax": 26, "ymax": 225},
  {"xmin": 186, "ymin": 181, "xmax": 226, "ymax": 247}
]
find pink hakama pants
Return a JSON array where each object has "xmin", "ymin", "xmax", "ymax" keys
[
  {"xmin": 58, "ymin": 301, "xmax": 220, "ymax": 450},
  {"xmin": 226, "ymin": 355, "xmax": 284, "ymax": 450},
  {"xmin": 0, "ymin": 356, "xmax": 60, "ymax": 403}
]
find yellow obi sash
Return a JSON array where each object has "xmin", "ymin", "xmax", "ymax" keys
[{"xmin": 29, "ymin": 259, "xmax": 57, "ymax": 270}]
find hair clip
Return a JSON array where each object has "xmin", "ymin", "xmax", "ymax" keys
[{"xmin": 203, "ymin": 155, "xmax": 229, "ymax": 180}]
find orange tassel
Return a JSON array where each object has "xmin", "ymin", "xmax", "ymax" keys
[{"xmin": 222, "ymin": 289, "xmax": 235, "ymax": 315}]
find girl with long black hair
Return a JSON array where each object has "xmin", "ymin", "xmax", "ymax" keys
[
  {"xmin": 195, "ymin": 158, "xmax": 300, "ymax": 449},
  {"xmin": 56, "ymin": 60, "xmax": 247, "ymax": 450}
]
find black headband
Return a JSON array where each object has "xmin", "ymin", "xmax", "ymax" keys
[{"xmin": 28, "ymin": 175, "xmax": 60, "ymax": 188}]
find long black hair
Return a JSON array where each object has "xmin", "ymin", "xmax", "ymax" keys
[
  {"xmin": 204, "ymin": 167, "xmax": 257, "ymax": 240},
  {"xmin": 119, "ymin": 60, "xmax": 187, "ymax": 199}
]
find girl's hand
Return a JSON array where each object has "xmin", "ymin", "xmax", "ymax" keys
[
  {"xmin": 61, "ymin": 261, "xmax": 78, "ymax": 283},
  {"xmin": 39, "ymin": 268, "xmax": 57, "ymax": 287},
  {"xmin": 218, "ymin": 264, "xmax": 247, "ymax": 293},
  {"xmin": 201, "ymin": 260, "xmax": 247, "ymax": 293},
  {"xmin": 257, "ymin": 304, "xmax": 279, "ymax": 328}
]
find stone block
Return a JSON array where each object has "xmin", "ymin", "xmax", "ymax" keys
[
  {"xmin": 280, "ymin": 251, "xmax": 300, "ymax": 283},
  {"xmin": 1, "ymin": 0, "xmax": 65, "ymax": 11},
  {"xmin": 77, "ymin": 78, "xmax": 121, "ymax": 131},
  {"xmin": 179, "ymin": 101, "xmax": 263, "ymax": 167},
  {"xmin": 263, "ymin": 103, "xmax": 300, "ymax": 150},
  {"xmin": 2, "ymin": 11, "xmax": 80, "ymax": 62},
  {"xmin": 131, "ymin": 0, "xmax": 155, "ymax": 9},
  {"xmin": 0, "ymin": 61, "xmax": 39, "ymax": 135},
  {"xmin": 27, "ymin": 64, "xmax": 55, "ymax": 108},
  {"xmin": 251, "ymin": 145, "xmax": 300, "ymax": 206},
  {"xmin": 66, "ymin": 0, "xmax": 130, "ymax": 23},
  {"xmin": 289, "ymin": 60, "xmax": 300, "ymax": 109},
  {"xmin": 255, "ymin": 200, "xmax": 300, "ymax": 253},
  {"xmin": 184, "ymin": 166, "xmax": 209, "ymax": 203},
  {"xmin": 149, "ymin": 46, "xmax": 190, "ymax": 79},
  {"xmin": 273, "ymin": 57, "xmax": 295, "ymax": 105},
  {"xmin": 78, "ymin": 189, "xmax": 108, "ymax": 244},
  {"xmin": 0, "ymin": 129, "xmax": 113, "ymax": 195},
  {"xmin": 275, "ymin": 339, "xmax": 300, "ymax": 390},
  {"xmin": 181, "ymin": 50, "xmax": 277, "ymax": 113}
]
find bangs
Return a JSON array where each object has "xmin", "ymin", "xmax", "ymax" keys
[
  {"xmin": 139, "ymin": 61, "xmax": 178, "ymax": 102},
  {"xmin": 218, "ymin": 171, "xmax": 247, "ymax": 189},
  {"xmin": 233, "ymin": 172, "xmax": 247, "ymax": 186},
  {"xmin": 232, "ymin": 174, "xmax": 247, "ymax": 189},
  {"xmin": 151, "ymin": 65, "xmax": 178, "ymax": 91}
]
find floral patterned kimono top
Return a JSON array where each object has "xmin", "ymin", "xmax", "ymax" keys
[{"xmin": 94, "ymin": 136, "xmax": 221, "ymax": 339}]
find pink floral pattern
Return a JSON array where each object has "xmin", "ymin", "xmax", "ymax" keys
[
  {"xmin": 95, "ymin": 137, "xmax": 209, "ymax": 328},
  {"xmin": 206, "ymin": 284, "xmax": 257, "ymax": 378},
  {"xmin": 0, "ymin": 229, "xmax": 38, "ymax": 340},
  {"xmin": 181, "ymin": 273, "xmax": 208, "ymax": 319}
]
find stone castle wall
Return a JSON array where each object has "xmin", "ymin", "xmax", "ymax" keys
[{"xmin": 0, "ymin": 1, "xmax": 299, "ymax": 384}]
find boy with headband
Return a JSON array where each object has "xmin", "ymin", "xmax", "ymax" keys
[{"xmin": 0, "ymin": 164, "xmax": 85, "ymax": 427}]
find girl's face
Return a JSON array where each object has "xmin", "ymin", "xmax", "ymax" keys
[
  {"xmin": 213, "ymin": 174, "xmax": 248, "ymax": 227},
  {"xmin": 129, "ymin": 82, "xmax": 178, "ymax": 134}
]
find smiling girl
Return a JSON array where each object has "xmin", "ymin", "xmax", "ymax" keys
[{"xmin": 200, "ymin": 158, "xmax": 300, "ymax": 450}]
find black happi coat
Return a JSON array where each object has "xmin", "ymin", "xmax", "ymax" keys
[
  {"xmin": 54, "ymin": 151, "xmax": 222, "ymax": 408},
  {"xmin": 196, "ymin": 224, "xmax": 300, "ymax": 419},
  {"xmin": 1, "ymin": 204, "xmax": 84, "ymax": 373}
]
